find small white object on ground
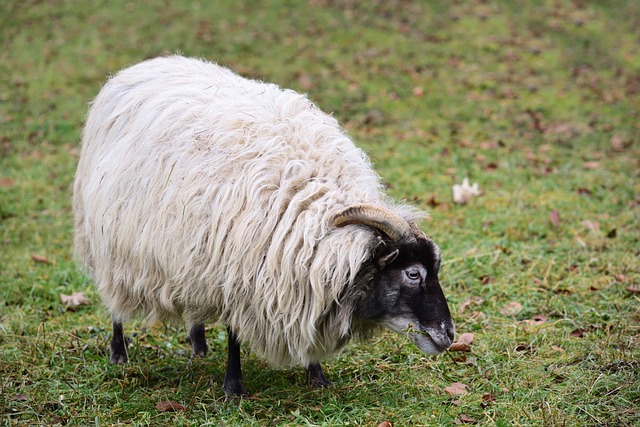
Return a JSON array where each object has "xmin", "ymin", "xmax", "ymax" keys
[{"xmin": 452, "ymin": 178, "xmax": 481, "ymax": 204}]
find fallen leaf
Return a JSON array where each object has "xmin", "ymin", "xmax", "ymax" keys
[
  {"xmin": 582, "ymin": 220, "xmax": 600, "ymax": 233},
  {"xmin": 610, "ymin": 133, "xmax": 626, "ymax": 151},
  {"xmin": 450, "ymin": 355, "xmax": 467, "ymax": 363},
  {"xmin": 614, "ymin": 274, "xmax": 630, "ymax": 283},
  {"xmin": 444, "ymin": 382, "xmax": 469, "ymax": 396},
  {"xmin": 525, "ymin": 315, "xmax": 548, "ymax": 325},
  {"xmin": 378, "ymin": 421, "xmax": 393, "ymax": 427},
  {"xmin": 479, "ymin": 140, "xmax": 501, "ymax": 150},
  {"xmin": 0, "ymin": 177, "xmax": 14, "ymax": 187},
  {"xmin": 484, "ymin": 162, "xmax": 499, "ymax": 171},
  {"xmin": 458, "ymin": 297, "xmax": 483, "ymax": 314},
  {"xmin": 551, "ymin": 345, "xmax": 564, "ymax": 352},
  {"xmin": 626, "ymin": 285, "xmax": 640, "ymax": 294},
  {"xmin": 155, "ymin": 401, "xmax": 185, "ymax": 412},
  {"xmin": 426, "ymin": 194, "xmax": 441, "ymax": 208},
  {"xmin": 449, "ymin": 342, "xmax": 471, "ymax": 352},
  {"xmin": 458, "ymin": 414, "xmax": 477, "ymax": 424},
  {"xmin": 13, "ymin": 393, "xmax": 30, "ymax": 401},
  {"xmin": 60, "ymin": 292, "xmax": 91, "ymax": 310},
  {"xmin": 482, "ymin": 393, "xmax": 496, "ymax": 404},
  {"xmin": 478, "ymin": 275, "xmax": 493, "ymax": 285},
  {"xmin": 31, "ymin": 254, "xmax": 51, "ymax": 264},
  {"xmin": 362, "ymin": 109, "xmax": 385, "ymax": 125},
  {"xmin": 297, "ymin": 73, "xmax": 312, "ymax": 91},
  {"xmin": 500, "ymin": 301, "xmax": 522, "ymax": 316},
  {"xmin": 525, "ymin": 109, "xmax": 544, "ymax": 133},
  {"xmin": 570, "ymin": 328, "xmax": 587, "ymax": 338},
  {"xmin": 549, "ymin": 209, "xmax": 561, "ymax": 227},
  {"xmin": 583, "ymin": 161, "xmax": 601, "ymax": 170},
  {"xmin": 457, "ymin": 333, "xmax": 474, "ymax": 345}
]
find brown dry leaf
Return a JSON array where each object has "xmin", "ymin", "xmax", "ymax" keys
[
  {"xmin": 583, "ymin": 161, "xmax": 601, "ymax": 169},
  {"xmin": 297, "ymin": 74, "xmax": 312, "ymax": 91},
  {"xmin": 549, "ymin": 209, "xmax": 561, "ymax": 227},
  {"xmin": 459, "ymin": 297, "xmax": 483, "ymax": 314},
  {"xmin": 500, "ymin": 301, "xmax": 522, "ymax": 316},
  {"xmin": 482, "ymin": 393, "xmax": 496, "ymax": 404},
  {"xmin": 457, "ymin": 414, "xmax": 477, "ymax": 424},
  {"xmin": 525, "ymin": 315, "xmax": 548, "ymax": 325},
  {"xmin": 155, "ymin": 401, "xmax": 186, "ymax": 412},
  {"xmin": 626, "ymin": 285, "xmax": 640, "ymax": 294},
  {"xmin": 614, "ymin": 274, "xmax": 630, "ymax": 283},
  {"xmin": 457, "ymin": 332, "xmax": 474, "ymax": 345},
  {"xmin": 444, "ymin": 382, "xmax": 469, "ymax": 396},
  {"xmin": 478, "ymin": 275, "xmax": 493, "ymax": 285},
  {"xmin": 582, "ymin": 220, "xmax": 600, "ymax": 233},
  {"xmin": 0, "ymin": 177, "xmax": 14, "ymax": 187},
  {"xmin": 551, "ymin": 345, "xmax": 564, "ymax": 352},
  {"xmin": 458, "ymin": 300, "xmax": 472, "ymax": 314},
  {"xmin": 570, "ymin": 328, "xmax": 587, "ymax": 338},
  {"xmin": 378, "ymin": 421, "xmax": 393, "ymax": 427},
  {"xmin": 60, "ymin": 292, "xmax": 91, "ymax": 309},
  {"xmin": 610, "ymin": 133, "xmax": 626, "ymax": 151},
  {"xmin": 484, "ymin": 162, "xmax": 499, "ymax": 171},
  {"xmin": 451, "ymin": 354, "xmax": 467, "ymax": 363},
  {"xmin": 13, "ymin": 393, "xmax": 30, "ymax": 401},
  {"xmin": 450, "ymin": 342, "xmax": 471, "ymax": 352},
  {"xmin": 31, "ymin": 254, "xmax": 51, "ymax": 264}
]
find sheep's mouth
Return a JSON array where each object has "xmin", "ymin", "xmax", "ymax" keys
[{"xmin": 410, "ymin": 328, "xmax": 452, "ymax": 354}]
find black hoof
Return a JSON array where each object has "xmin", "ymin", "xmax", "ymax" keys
[
  {"xmin": 110, "ymin": 352, "xmax": 128, "ymax": 365},
  {"xmin": 188, "ymin": 323, "xmax": 208, "ymax": 357},
  {"xmin": 306, "ymin": 363, "xmax": 331, "ymax": 388},
  {"xmin": 223, "ymin": 379, "xmax": 248, "ymax": 398}
]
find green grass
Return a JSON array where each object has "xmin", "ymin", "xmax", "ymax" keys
[{"xmin": 1, "ymin": 0, "xmax": 638, "ymax": 425}]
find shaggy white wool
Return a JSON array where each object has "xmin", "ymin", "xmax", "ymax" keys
[{"xmin": 74, "ymin": 56, "xmax": 421, "ymax": 367}]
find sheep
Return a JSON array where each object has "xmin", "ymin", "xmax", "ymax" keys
[{"xmin": 73, "ymin": 55, "xmax": 455, "ymax": 396}]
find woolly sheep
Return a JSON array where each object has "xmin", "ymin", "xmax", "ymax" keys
[{"xmin": 73, "ymin": 55, "xmax": 454, "ymax": 396}]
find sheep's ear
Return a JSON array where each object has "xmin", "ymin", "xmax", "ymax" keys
[{"xmin": 377, "ymin": 249, "xmax": 399, "ymax": 268}]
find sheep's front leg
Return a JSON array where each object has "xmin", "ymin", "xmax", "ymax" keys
[
  {"xmin": 188, "ymin": 323, "xmax": 208, "ymax": 357},
  {"xmin": 110, "ymin": 320, "xmax": 128, "ymax": 364},
  {"xmin": 223, "ymin": 326, "xmax": 247, "ymax": 397},
  {"xmin": 306, "ymin": 362, "xmax": 331, "ymax": 388}
]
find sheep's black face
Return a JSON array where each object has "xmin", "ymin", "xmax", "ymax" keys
[{"xmin": 357, "ymin": 237, "xmax": 455, "ymax": 354}]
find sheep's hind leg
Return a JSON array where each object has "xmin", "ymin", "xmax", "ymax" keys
[
  {"xmin": 110, "ymin": 320, "xmax": 128, "ymax": 364},
  {"xmin": 223, "ymin": 326, "xmax": 247, "ymax": 397},
  {"xmin": 188, "ymin": 323, "xmax": 208, "ymax": 357},
  {"xmin": 306, "ymin": 362, "xmax": 331, "ymax": 388}
]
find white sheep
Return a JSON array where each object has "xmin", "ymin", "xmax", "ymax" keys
[{"xmin": 73, "ymin": 55, "xmax": 454, "ymax": 396}]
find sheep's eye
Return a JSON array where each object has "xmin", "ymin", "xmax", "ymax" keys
[{"xmin": 405, "ymin": 269, "xmax": 422, "ymax": 282}]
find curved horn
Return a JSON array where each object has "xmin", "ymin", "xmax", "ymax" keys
[
  {"xmin": 409, "ymin": 221, "xmax": 428, "ymax": 242},
  {"xmin": 333, "ymin": 203, "xmax": 415, "ymax": 243}
]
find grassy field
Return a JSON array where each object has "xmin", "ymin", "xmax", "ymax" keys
[{"xmin": 1, "ymin": 0, "xmax": 639, "ymax": 425}]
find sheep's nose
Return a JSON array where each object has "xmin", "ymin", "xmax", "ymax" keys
[{"xmin": 446, "ymin": 322, "xmax": 455, "ymax": 343}]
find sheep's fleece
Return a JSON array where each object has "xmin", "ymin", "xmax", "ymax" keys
[{"xmin": 74, "ymin": 55, "xmax": 421, "ymax": 367}]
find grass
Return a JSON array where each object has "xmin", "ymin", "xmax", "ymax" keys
[{"xmin": 1, "ymin": 0, "xmax": 638, "ymax": 425}]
